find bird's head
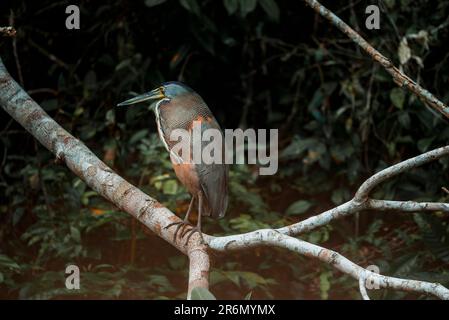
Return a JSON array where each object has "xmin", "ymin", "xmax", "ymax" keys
[{"xmin": 117, "ymin": 81, "xmax": 193, "ymax": 110}]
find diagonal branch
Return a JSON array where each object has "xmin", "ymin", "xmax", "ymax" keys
[
  {"xmin": 208, "ymin": 229, "xmax": 449, "ymax": 300},
  {"xmin": 302, "ymin": 0, "xmax": 449, "ymax": 118}
]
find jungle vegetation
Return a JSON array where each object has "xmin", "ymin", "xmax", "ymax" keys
[{"xmin": 0, "ymin": 0, "xmax": 449, "ymax": 299}]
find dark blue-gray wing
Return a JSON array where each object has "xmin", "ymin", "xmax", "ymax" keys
[
  {"xmin": 198, "ymin": 162, "xmax": 228, "ymax": 218},
  {"xmin": 196, "ymin": 121, "xmax": 229, "ymax": 219}
]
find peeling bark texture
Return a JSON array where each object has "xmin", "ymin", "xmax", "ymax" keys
[
  {"xmin": 302, "ymin": 0, "xmax": 449, "ymax": 119},
  {"xmin": 2, "ymin": 33, "xmax": 449, "ymax": 301},
  {"xmin": 187, "ymin": 246, "xmax": 210, "ymax": 299}
]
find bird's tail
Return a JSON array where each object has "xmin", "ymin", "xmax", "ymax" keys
[
  {"xmin": 199, "ymin": 163, "xmax": 229, "ymax": 219},
  {"xmin": 201, "ymin": 190, "xmax": 228, "ymax": 219}
]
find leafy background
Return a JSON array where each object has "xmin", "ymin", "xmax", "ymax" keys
[{"xmin": 1, "ymin": 0, "xmax": 449, "ymax": 299}]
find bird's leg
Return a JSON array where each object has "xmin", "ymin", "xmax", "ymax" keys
[
  {"xmin": 183, "ymin": 193, "xmax": 204, "ymax": 245},
  {"xmin": 164, "ymin": 196, "xmax": 195, "ymax": 241}
]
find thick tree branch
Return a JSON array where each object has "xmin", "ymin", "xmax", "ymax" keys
[
  {"xmin": 359, "ymin": 275, "xmax": 370, "ymax": 300},
  {"xmin": 207, "ymin": 230, "xmax": 449, "ymax": 299},
  {"xmin": 302, "ymin": 0, "xmax": 449, "ymax": 118},
  {"xmin": 187, "ymin": 246, "xmax": 210, "ymax": 300},
  {"xmin": 367, "ymin": 199, "xmax": 449, "ymax": 212}
]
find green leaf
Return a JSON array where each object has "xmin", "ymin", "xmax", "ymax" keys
[
  {"xmin": 229, "ymin": 214, "xmax": 271, "ymax": 232},
  {"xmin": 390, "ymin": 88, "xmax": 405, "ymax": 109},
  {"xmin": 319, "ymin": 271, "xmax": 331, "ymax": 300},
  {"xmin": 330, "ymin": 143, "xmax": 354, "ymax": 162},
  {"xmin": 285, "ymin": 200, "xmax": 313, "ymax": 216},
  {"xmin": 70, "ymin": 226, "xmax": 81, "ymax": 242},
  {"xmin": 223, "ymin": 271, "xmax": 241, "ymax": 286},
  {"xmin": 168, "ymin": 256, "xmax": 187, "ymax": 270},
  {"xmin": 110, "ymin": 283, "xmax": 123, "ymax": 297},
  {"xmin": 149, "ymin": 275, "xmax": 173, "ymax": 290},
  {"xmin": 73, "ymin": 106, "xmax": 84, "ymax": 117},
  {"xmin": 258, "ymin": 0, "xmax": 280, "ymax": 21},
  {"xmin": 190, "ymin": 287, "xmax": 216, "ymax": 300},
  {"xmin": 129, "ymin": 129, "xmax": 148, "ymax": 144},
  {"xmin": 105, "ymin": 109, "xmax": 115, "ymax": 126},
  {"xmin": 224, "ymin": 0, "xmax": 239, "ymax": 14},
  {"xmin": 0, "ymin": 254, "xmax": 21, "ymax": 270},
  {"xmin": 81, "ymin": 190, "xmax": 98, "ymax": 206},
  {"xmin": 384, "ymin": 0, "xmax": 395, "ymax": 8},
  {"xmin": 179, "ymin": 0, "xmax": 201, "ymax": 15},
  {"xmin": 41, "ymin": 99, "xmax": 58, "ymax": 111},
  {"xmin": 162, "ymin": 179, "xmax": 178, "ymax": 195},
  {"xmin": 398, "ymin": 112, "xmax": 411, "ymax": 129},
  {"xmin": 398, "ymin": 38, "xmax": 411, "ymax": 65},
  {"xmin": 12, "ymin": 207, "xmax": 25, "ymax": 226},
  {"xmin": 391, "ymin": 254, "xmax": 420, "ymax": 277},
  {"xmin": 417, "ymin": 137, "xmax": 434, "ymax": 152},
  {"xmin": 115, "ymin": 58, "xmax": 131, "ymax": 71},
  {"xmin": 244, "ymin": 291, "xmax": 252, "ymax": 300},
  {"xmin": 307, "ymin": 88, "xmax": 326, "ymax": 122},
  {"xmin": 144, "ymin": 0, "xmax": 167, "ymax": 7},
  {"xmin": 414, "ymin": 214, "xmax": 449, "ymax": 263},
  {"xmin": 84, "ymin": 70, "xmax": 97, "ymax": 91},
  {"xmin": 331, "ymin": 189, "xmax": 350, "ymax": 205},
  {"xmin": 80, "ymin": 125, "xmax": 97, "ymax": 140},
  {"xmin": 239, "ymin": 0, "xmax": 257, "ymax": 17}
]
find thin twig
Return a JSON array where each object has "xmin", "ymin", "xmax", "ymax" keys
[
  {"xmin": 28, "ymin": 39, "xmax": 70, "ymax": 70},
  {"xmin": 9, "ymin": 11, "xmax": 24, "ymax": 87},
  {"xmin": 359, "ymin": 275, "xmax": 370, "ymax": 300},
  {"xmin": 208, "ymin": 230, "xmax": 449, "ymax": 299},
  {"xmin": 355, "ymin": 146, "xmax": 449, "ymax": 201}
]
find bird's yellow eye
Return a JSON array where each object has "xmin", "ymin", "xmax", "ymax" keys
[{"xmin": 159, "ymin": 87, "xmax": 165, "ymax": 97}]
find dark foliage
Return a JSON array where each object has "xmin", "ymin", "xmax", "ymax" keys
[{"xmin": 0, "ymin": 0, "xmax": 449, "ymax": 299}]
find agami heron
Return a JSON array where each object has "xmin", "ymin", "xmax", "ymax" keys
[{"xmin": 118, "ymin": 82, "xmax": 228, "ymax": 243}]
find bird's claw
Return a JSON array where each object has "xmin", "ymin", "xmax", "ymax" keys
[
  {"xmin": 164, "ymin": 221, "xmax": 204, "ymax": 244},
  {"xmin": 165, "ymin": 221, "xmax": 191, "ymax": 242},
  {"xmin": 183, "ymin": 226, "xmax": 204, "ymax": 245}
]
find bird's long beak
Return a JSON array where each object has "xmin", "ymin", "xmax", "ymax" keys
[{"xmin": 117, "ymin": 87, "xmax": 165, "ymax": 107}]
